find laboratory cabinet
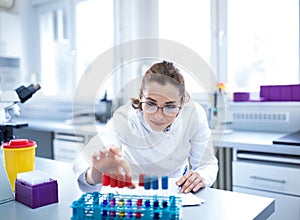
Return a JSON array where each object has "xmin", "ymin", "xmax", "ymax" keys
[
  {"xmin": 53, "ymin": 132, "xmax": 90, "ymax": 163},
  {"xmin": 10, "ymin": 118, "xmax": 101, "ymax": 163},
  {"xmin": 14, "ymin": 129, "xmax": 93, "ymax": 163},
  {"xmin": 13, "ymin": 128, "xmax": 54, "ymax": 159},
  {"xmin": 232, "ymin": 151, "xmax": 300, "ymax": 220}
]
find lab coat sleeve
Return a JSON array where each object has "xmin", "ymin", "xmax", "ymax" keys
[
  {"xmin": 72, "ymin": 136, "xmax": 103, "ymax": 192},
  {"xmin": 191, "ymin": 148, "xmax": 218, "ymax": 187},
  {"xmin": 188, "ymin": 104, "xmax": 218, "ymax": 187},
  {"xmin": 73, "ymin": 119, "xmax": 122, "ymax": 192}
]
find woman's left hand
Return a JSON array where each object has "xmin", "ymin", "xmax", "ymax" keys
[{"xmin": 175, "ymin": 170, "xmax": 205, "ymax": 193}]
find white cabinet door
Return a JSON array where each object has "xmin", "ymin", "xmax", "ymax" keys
[
  {"xmin": 233, "ymin": 186, "xmax": 300, "ymax": 220},
  {"xmin": 53, "ymin": 139, "xmax": 83, "ymax": 163}
]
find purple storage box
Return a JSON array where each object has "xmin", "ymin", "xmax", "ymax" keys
[
  {"xmin": 291, "ymin": 84, "xmax": 300, "ymax": 101},
  {"xmin": 268, "ymin": 85, "xmax": 281, "ymax": 101},
  {"xmin": 260, "ymin": 86, "xmax": 269, "ymax": 100},
  {"xmin": 15, "ymin": 179, "xmax": 58, "ymax": 209},
  {"xmin": 233, "ymin": 92, "xmax": 250, "ymax": 102},
  {"xmin": 260, "ymin": 85, "xmax": 280, "ymax": 101},
  {"xmin": 260, "ymin": 84, "xmax": 300, "ymax": 101},
  {"xmin": 280, "ymin": 85, "xmax": 292, "ymax": 101}
]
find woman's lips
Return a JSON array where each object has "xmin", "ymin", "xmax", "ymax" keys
[{"xmin": 150, "ymin": 120, "xmax": 166, "ymax": 127}]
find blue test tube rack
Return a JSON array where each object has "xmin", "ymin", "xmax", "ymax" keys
[{"xmin": 71, "ymin": 192, "xmax": 182, "ymax": 220}]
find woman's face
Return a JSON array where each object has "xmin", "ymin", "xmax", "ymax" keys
[{"xmin": 141, "ymin": 81, "xmax": 183, "ymax": 131}]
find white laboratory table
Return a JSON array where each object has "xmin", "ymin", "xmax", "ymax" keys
[{"xmin": 0, "ymin": 157, "xmax": 274, "ymax": 220}]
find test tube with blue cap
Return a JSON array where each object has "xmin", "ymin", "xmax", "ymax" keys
[
  {"xmin": 144, "ymin": 175, "xmax": 152, "ymax": 190},
  {"xmin": 152, "ymin": 176, "xmax": 159, "ymax": 190},
  {"xmin": 161, "ymin": 176, "xmax": 168, "ymax": 190}
]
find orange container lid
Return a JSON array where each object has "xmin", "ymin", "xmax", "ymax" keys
[{"xmin": 3, "ymin": 139, "xmax": 36, "ymax": 149}]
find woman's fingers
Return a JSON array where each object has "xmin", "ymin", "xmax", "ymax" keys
[
  {"xmin": 109, "ymin": 145, "xmax": 122, "ymax": 156},
  {"xmin": 175, "ymin": 170, "xmax": 192, "ymax": 188},
  {"xmin": 177, "ymin": 171, "xmax": 205, "ymax": 193},
  {"xmin": 192, "ymin": 179, "xmax": 205, "ymax": 193},
  {"xmin": 92, "ymin": 146, "xmax": 132, "ymax": 180},
  {"xmin": 119, "ymin": 159, "xmax": 132, "ymax": 177}
]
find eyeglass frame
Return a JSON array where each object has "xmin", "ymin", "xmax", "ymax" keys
[{"xmin": 140, "ymin": 101, "xmax": 182, "ymax": 116}]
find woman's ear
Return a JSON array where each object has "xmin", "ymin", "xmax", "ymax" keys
[{"xmin": 183, "ymin": 92, "xmax": 190, "ymax": 104}]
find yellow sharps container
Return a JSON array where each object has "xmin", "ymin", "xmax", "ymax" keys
[{"xmin": 2, "ymin": 139, "xmax": 37, "ymax": 191}]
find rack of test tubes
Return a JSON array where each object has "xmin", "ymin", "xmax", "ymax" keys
[
  {"xmin": 71, "ymin": 192, "xmax": 182, "ymax": 220},
  {"xmin": 101, "ymin": 173, "xmax": 169, "ymax": 190}
]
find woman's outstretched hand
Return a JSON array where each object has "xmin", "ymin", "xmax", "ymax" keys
[{"xmin": 86, "ymin": 145, "xmax": 133, "ymax": 187}]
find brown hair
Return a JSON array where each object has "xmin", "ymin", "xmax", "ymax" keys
[{"xmin": 132, "ymin": 61, "xmax": 188, "ymax": 109}]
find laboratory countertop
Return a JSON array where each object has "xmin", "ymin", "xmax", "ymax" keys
[
  {"xmin": 214, "ymin": 130, "xmax": 300, "ymax": 156},
  {"xmin": 0, "ymin": 157, "xmax": 274, "ymax": 220},
  {"xmin": 13, "ymin": 117, "xmax": 300, "ymax": 155},
  {"xmin": 11, "ymin": 117, "xmax": 104, "ymax": 135}
]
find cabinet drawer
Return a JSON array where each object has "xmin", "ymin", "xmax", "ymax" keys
[
  {"xmin": 233, "ymin": 161, "xmax": 300, "ymax": 196},
  {"xmin": 53, "ymin": 139, "xmax": 83, "ymax": 163}
]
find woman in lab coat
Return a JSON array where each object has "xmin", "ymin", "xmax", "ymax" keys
[{"xmin": 73, "ymin": 61, "xmax": 218, "ymax": 193}]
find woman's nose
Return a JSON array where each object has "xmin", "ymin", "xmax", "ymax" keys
[{"xmin": 153, "ymin": 108, "xmax": 165, "ymax": 119}]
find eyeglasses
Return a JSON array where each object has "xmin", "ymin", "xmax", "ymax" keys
[{"xmin": 140, "ymin": 101, "xmax": 181, "ymax": 116}]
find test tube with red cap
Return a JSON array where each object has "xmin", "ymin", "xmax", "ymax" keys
[
  {"xmin": 110, "ymin": 174, "xmax": 117, "ymax": 187},
  {"xmin": 125, "ymin": 175, "xmax": 136, "ymax": 188},
  {"xmin": 102, "ymin": 173, "xmax": 110, "ymax": 186},
  {"xmin": 139, "ymin": 174, "xmax": 145, "ymax": 187},
  {"xmin": 117, "ymin": 174, "xmax": 125, "ymax": 188}
]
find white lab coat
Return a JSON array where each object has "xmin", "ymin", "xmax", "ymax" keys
[{"xmin": 73, "ymin": 100, "xmax": 218, "ymax": 192}]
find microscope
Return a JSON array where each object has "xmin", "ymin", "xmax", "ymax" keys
[{"xmin": 0, "ymin": 84, "xmax": 41, "ymax": 144}]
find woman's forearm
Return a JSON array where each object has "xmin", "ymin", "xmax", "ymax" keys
[{"xmin": 86, "ymin": 166, "xmax": 102, "ymax": 185}]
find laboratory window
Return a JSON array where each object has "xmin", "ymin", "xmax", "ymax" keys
[{"xmin": 226, "ymin": 0, "xmax": 299, "ymax": 92}]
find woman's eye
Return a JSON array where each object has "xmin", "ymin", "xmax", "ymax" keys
[
  {"xmin": 146, "ymin": 102, "xmax": 156, "ymax": 106},
  {"xmin": 165, "ymin": 105, "xmax": 177, "ymax": 109}
]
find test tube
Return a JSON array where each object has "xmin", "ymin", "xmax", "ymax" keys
[
  {"xmin": 161, "ymin": 176, "xmax": 168, "ymax": 190},
  {"xmin": 119, "ymin": 210, "xmax": 125, "ymax": 218},
  {"xmin": 153, "ymin": 200, "xmax": 159, "ymax": 210},
  {"xmin": 144, "ymin": 199, "xmax": 151, "ymax": 217},
  {"xmin": 125, "ymin": 175, "xmax": 132, "ymax": 187},
  {"xmin": 110, "ymin": 174, "xmax": 117, "ymax": 187},
  {"xmin": 152, "ymin": 176, "xmax": 159, "ymax": 190},
  {"xmin": 135, "ymin": 211, "xmax": 142, "ymax": 219},
  {"xmin": 102, "ymin": 173, "xmax": 110, "ymax": 186},
  {"xmin": 102, "ymin": 199, "xmax": 108, "ymax": 206},
  {"xmin": 144, "ymin": 176, "xmax": 151, "ymax": 190},
  {"xmin": 126, "ymin": 199, "xmax": 133, "ymax": 218},
  {"xmin": 153, "ymin": 211, "xmax": 160, "ymax": 219},
  {"xmin": 110, "ymin": 197, "xmax": 116, "ymax": 206},
  {"xmin": 101, "ymin": 209, "xmax": 108, "ymax": 217},
  {"xmin": 139, "ymin": 174, "xmax": 145, "ymax": 187},
  {"xmin": 136, "ymin": 198, "xmax": 143, "ymax": 219},
  {"xmin": 161, "ymin": 201, "xmax": 169, "ymax": 219},
  {"xmin": 126, "ymin": 199, "xmax": 132, "ymax": 207},
  {"xmin": 137, "ymin": 198, "xmax": 143, "ymax": 207},
  {"xmin": 119, "ymin": 198, "xmax": 124, "ymax": 207},
  {"xmin": 117, "ymin": 174, "xmax": 125, "ymax": 188},
  {"xmin": 109, "ymin": 197, "xmax": 116, "ymax": 217}
]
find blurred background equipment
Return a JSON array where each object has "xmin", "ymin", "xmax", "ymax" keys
[{"xmin": 0, "ymin": 84, "xmax": 40, "ymax": 143}]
